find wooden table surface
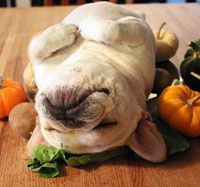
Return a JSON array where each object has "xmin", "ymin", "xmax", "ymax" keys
[{"xmin": 0, "ymin": 3, "xmax": 200, "ymax": 187}]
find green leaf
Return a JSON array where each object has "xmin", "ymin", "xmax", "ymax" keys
[
  {"xmin": 27, "ymin": 144, "xmax": 131, "ymax": 178},
  {"xmin": 35, "ymin": 162, "xmax": 59, "ymax": 178},
  {"xmin": 29, "ymin": 144, "xmax": 60, "ymax": 164},
  {"xmin": 156, "ymin": 118, "xmax": 190, "ymax": 155},
  {"xmin": 27, "ymin": 144, "xmax": 65, "ymax": 178},
  {"xmin": 66, "ymin": 147, "xmax": 131, "ymax": 167},
  {"xmin": 147, "ymin": 97, "xmax": 190, "ymax": 155}
]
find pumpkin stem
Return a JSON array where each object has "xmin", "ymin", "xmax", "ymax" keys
[
  {"xmin": 189, "ymin": 42, "xmax": 200, "ymax": 52},
  {"xmin": 187, "ymin": 94, "xmax": 200, "ymax": 106},
  {"xmin": 171, "ymin": 79, "xmax": 184, "ymax": 86},
  {"xmin": 191, "ymin": 72, "xmax": 200, "ymax": 80},
  {"xmin": 157, "ymin": 22, "xmax": 166, "ymax": 39},
  {"xmin": 189, "ymin": 42, "xmax": 200, "ymax": 58}
]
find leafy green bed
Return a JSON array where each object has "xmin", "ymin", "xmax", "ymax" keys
[{"xmin": 28, "ymin": 97, "xmax": 190, "ymax": 178}]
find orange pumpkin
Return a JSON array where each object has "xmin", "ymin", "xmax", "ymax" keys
[
  {"xmin": 0, "ymin": 77, "xmax": 27, "ymax": 119},
  {"xmin": 157, "ymin": 85, "xmax": 200, "ymax": 137}
]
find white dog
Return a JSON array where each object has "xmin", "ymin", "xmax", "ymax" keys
[{"xmin": 27, "ymin": 2, "xmax": 166, "ymax": 163}]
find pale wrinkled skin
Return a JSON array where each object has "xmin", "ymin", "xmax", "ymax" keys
[{"xmin": 28, "ymin": 2, "xmax": 167, "ymax": 162}]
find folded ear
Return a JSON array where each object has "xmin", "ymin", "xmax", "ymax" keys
[
  {"xmin": 25, "ymin": 119, "xmax": 49, "ymax": 159},
  {"xmin": 126, "ymin": 115, "xmax": 167, "ymax": 163}
]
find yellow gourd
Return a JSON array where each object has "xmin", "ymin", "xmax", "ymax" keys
[{"xmin": 154, "ymin": 23, "xmax": 179, "ymax": 62}]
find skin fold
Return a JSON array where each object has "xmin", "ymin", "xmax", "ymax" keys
[{"xmin": 27, "ymin": 2, "xmax": 167, "ymax": 163}]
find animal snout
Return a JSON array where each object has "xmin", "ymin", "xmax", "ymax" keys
[
  {"xmin": 36, "ymin": 87, "xmax": 110, "ymax": 129},
  {"xmin": 40, "ymin": 93, "xmax": 84, "ymax": 129}
]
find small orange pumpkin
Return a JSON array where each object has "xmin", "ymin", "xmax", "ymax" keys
[
  {"xmin": 157, "ymin": 85, "xmax": 200, "ymax": 137},
  {"xmin": 0, "ymin": 77, "xmax": 27, "ymax": 119}
]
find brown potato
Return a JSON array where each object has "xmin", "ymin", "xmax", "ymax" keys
[
  {"xmin": 9, "ymin": 102, "xmax": 37, "ymax": 139},
  {"xmin": 152, "ymin": 68, "xmax": 174, "ymax": 95},
  {"xmin": 156, "ymin": 60, "xmax": 179, "ymax": 80}
]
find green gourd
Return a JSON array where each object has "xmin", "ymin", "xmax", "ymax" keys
[{"xmin": 180, "ymin": 39, "xmax": 200, "ymax": 91}]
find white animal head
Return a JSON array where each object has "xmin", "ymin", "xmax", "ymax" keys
[{"xmin": 28, "ymin": 2, "xmax": 166, "ymax": 163}]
